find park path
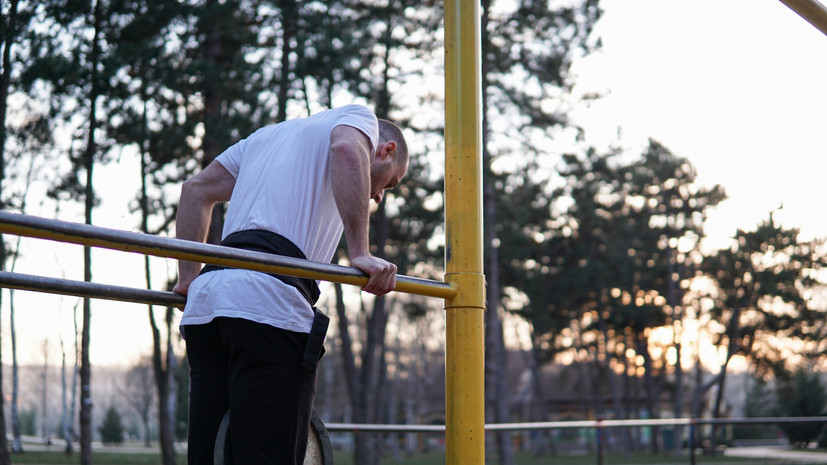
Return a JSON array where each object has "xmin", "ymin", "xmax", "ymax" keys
[{"xmin": 725, "ymin": 446, "xmax": 827, "ymax": 463}]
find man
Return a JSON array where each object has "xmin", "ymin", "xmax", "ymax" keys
[{"xmin": 172, "ymin": 104, "xmax": 409, "ymax": 465}]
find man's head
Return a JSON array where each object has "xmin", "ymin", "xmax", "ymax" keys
[{"xmin": 369, "ymin": 119, "xmax": 409, "ymax": 204}]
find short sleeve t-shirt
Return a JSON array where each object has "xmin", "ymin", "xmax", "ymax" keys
[{"xmin": 180, "ymin": 105, "xmax": 379, "ymax": 333}]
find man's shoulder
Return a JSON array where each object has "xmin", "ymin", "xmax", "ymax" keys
[{"xmin": 329, "ymin": 104, "xmax": 374, "ymax": 117}]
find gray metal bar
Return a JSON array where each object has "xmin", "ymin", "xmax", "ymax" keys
[
  {"xmin": 0, "ymin": 211, "xmax": 457, "ymax": 300},
  {"xmin": 323, "ymin": 416, "xmax": 827, "ymax": 433},
  {"xmin": 0, "ymin": 271, "xmax": 186, "ymax": 308}
]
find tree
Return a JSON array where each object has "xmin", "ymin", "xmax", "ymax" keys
[
  {"xmin": 1, "ymin": 1, "xmax": 42, "ymax": 461},
  {"xmin": 21, "ymin": 0, "xmax": 120, "ymax": 460},
  {"xmin": 701, "ymin": 218, "xmax": 821, "ymax": 384},
  {"xmin": 121, "ymin": 359, "xmax": 156, "ymax": 447},
  {"xmin": 58, "ymin": 303, "xmax": 79, "ymax": 455},
  {"xmin": 508, "ymin": 141, "xmax": 723, "ymax": 452},
  {"xmin": 776, "ymin": 369, "xmax": 827, "ymax": 448},
  {"xmin": 324, "ymin": 2, "xmax": 443, "ymax": 465},
  {"xmin": 99, "ymin": 406, "xmax": 125, "ymax": 445},
  {"xmin": 188, "ymin": 0, "xmax": 265, "ymax": 243},
  {"xmin": 174, "ymin": 355, "xmax": 189, "ymax": 442},
  {"xmin": 479, "ymin": 0, "xmax": 603, "ymax": 460},
  {"xmin": 733, "ymin": 375, "xmax": 776, "ymax": 441},
  {"xmin": 106, "ymin": 3, "xmax": 191, "ymax": 461},
  {"xmin": 699, "ymin": 213, "xmax": 824, "ymax": 446}
]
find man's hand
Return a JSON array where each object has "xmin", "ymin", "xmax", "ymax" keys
[
  {"xmin": 350, "ymin": 254, "xmax": 397, "ymax": 296},
  {"xmin": 172, "ymin": 278, "xmax": 192, "ymax": 297}
]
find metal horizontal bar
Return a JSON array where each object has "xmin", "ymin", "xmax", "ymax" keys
[
  {"xmin": 0, "ymin": 211, "xmax": 457, "ymax": 300},
  {"xmin": 780, "ymin": 0, "xmax": 827, "ymax": 36},
  {"xmin": 324, "ymin": 416, "xmax": 827, "ymax": 433},
  {"xmin": 0, "ymin": 271, "xmax": 186, "ymax": 308},
  {"xmin": 326, "ymin": 423, "xmax": 446, "ymax": 433}
]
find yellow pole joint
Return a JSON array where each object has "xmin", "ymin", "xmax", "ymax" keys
[{"xmin": 445, "ymin": 272, "xmax": 486, "ymax": 310}]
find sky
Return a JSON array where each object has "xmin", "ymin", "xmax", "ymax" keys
[
  {"xmin": 3, "ymin": 0, "xmax": 827, "ymax": 367},
  {"xmin": 569, "ymin": 0, "xmax": 827, "ymax": 250}
]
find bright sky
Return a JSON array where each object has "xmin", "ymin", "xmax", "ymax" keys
[
  {"xmin": 570, "ymin": 0, "xmax": 827, "ymax": 250},
  {"xmin": 3, "ymin": 0, "xmax": 827, "ymax": 367}
]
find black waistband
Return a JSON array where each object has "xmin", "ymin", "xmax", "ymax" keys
[{"xmin": 199, "ymin": 229, "xmax": 320, "ymax": 306}]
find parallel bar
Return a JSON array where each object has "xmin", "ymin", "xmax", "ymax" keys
[
  {"xmin": 780, "ymin": 0, "xmax": 827, "ymax": 36},
  {"xmin": 323, "ymin": 416, "xmax": 827, "ymax": 433},
  {"xmin": 0, "ymin": 271, "xmax": 186, "ymax": 308},
  {"xmin": 443, "ymin": 0, "xmax": 486, "ymax": 463},
  {"xmin": 0, "ymin": 211, "xmax": 457, "ymax": 300}
]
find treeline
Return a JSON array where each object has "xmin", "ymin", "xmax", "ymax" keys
[{"xmin": 2, "ymin": 1, "xmax": 826, "ymax": 465}]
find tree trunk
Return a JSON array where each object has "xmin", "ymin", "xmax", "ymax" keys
[
  {"xmin": 0, "ymin": 2, "xmax": 20, "ymax": 463},
  {"xmin": 669, "ymin": 252, "xmax": 685, "ymax": 454},
  {"xmin": 710, "ymin": 304, "xmax": 741, "ymax": 449},
  {"xmin": 335, "ymin": 284, "xmax": 380, "ymax": 465},
  {"xmin": 201, "ymin": 0, "xmax": 225, "ymax": 245},
  {"xmin": 528, "ymin": 333, "xmax": 555, "ymax": 457},
  {"xmin": 79, "ymin": 2, "xmax": 103, "ymax": 462},
  {"xmin": 10, "ymin": 290, "xmax": 23, "ymax": 452},
  {"xmin": 276, "ymin": 0, "xmax": 296, "ymax": 123},
  {"xmin": 148, "ymin": 288, "xmax": 178, "ymax": 465},
  {"xmin": 597, "ymin": 308, "xmax": 632, "ymax": 454},
  {"xmin": 333, "ymin": 200, "xmax": 394, "ymax": 465},
  {"xmin": 637, "ymin": 333, "xmax": 660, "ymax": 453},
  {"xmin": 71, "ymin": 302, "xmax": 80, "ymax": 452},
  {"xmin": 139, "ymin": 94, "xmax": 178, "ymax": 465},
  {"xmin": 481, "ymin": 11, "xmax": 514, "ymax": 459},
  {"xmin": 483, "ymin": 182, "xmax": 514, "ymax": 465},
  {"xmin": 60, "ymin": 335, "xmax": 72, "ymax": 453}
]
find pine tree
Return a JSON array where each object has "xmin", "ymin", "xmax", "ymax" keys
[
  {"xmin": 776, "ymin": 369, "xmax": 827, "ymax": 448},
  {"xmin": 99, "ymin": 406, "xmax": 125, "ymax": 445},
  {"xmin": 700, "ymin": 214, "xmax": 825, "ymax": 447}
]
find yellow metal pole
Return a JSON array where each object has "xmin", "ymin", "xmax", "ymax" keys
[{"xmin": 444, "ymin": 0, "xmax": 486, "ymax": 463}]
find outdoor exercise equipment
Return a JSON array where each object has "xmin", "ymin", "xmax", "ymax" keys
[{"xmin": 0, "ymin": 0, "xmax": 486, "ymax": 463}]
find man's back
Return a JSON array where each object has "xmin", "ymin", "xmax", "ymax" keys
[
  {"xmin": 219, "ymin": 105, "xmax": 379, "ymax": 263},
  {"xmin": 181, "ymin": 105, "xmax": 379, "ymax": 333}
]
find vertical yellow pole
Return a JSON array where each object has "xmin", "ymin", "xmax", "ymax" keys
[{"xmin": 444, "ymin": 0, "xmax": 486, "ymax": 464}]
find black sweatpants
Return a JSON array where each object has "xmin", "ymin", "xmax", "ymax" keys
[{"xmin": 184, "ymin": 317, "xmax": 321, "ymax": 465}]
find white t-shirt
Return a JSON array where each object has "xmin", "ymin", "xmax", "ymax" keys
[{"xmin": 180, "ymin": 105, "xmax": 379, "ymax": 333}]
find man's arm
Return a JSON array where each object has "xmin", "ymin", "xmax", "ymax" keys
[
  {"xmin": 329, "ymin": 125, "xmax": 397, "ymax": 296},
  {"xmin": 172, "ymin": 161, "xmax": 236, "ymax": 296}
]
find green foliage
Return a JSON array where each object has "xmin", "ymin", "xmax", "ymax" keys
[
  {"xmin": 19, "ymin": 407, "xmax": 37, "ymax": 436},
  {"xmin": 775, "ymin": 369, "xmax": 827, "ymax": 447},
  {"xmin": 175, "ymin": 354, "xmax": 189, "ymax": 442},
  {"xmin": 701, "ymin": 217, "xmax": 825, "ymax": 378},
  {"xmin": 99, "ymin": 406, "xmax": 125, "ymax": 445},
  {"xmin": 733, "ymin": 376, "xmax": 777, "ymax": 440},
  {"xmin": 500, "ymin": 140, "xmax": 725, "ymax": 369}
]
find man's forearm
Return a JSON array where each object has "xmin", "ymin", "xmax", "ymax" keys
[
  {"xmin": 171, "ymin": 161, "xmax": 236, "ymax": 296},
  {"xmin": 175, "ymin": 184, "xmax": 215, "ymax": 287}
]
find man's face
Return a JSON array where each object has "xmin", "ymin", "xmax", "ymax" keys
[{"xmin": 369, "ymin": 157, "xmax": 406, "ymax": 204}]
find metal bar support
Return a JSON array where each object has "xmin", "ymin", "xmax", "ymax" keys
[
  {"xmin": 444, "ymin": 0, "xmax": 486, "ymax": 463},
  {"xmin": 0, "ymin": 211, "xmax": 457, "ymax": 300},
  {"xmin": 0, "ymin": 271, "xmax": 186, "ymax": 308}
]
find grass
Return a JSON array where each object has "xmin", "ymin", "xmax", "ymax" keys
[
  {"xmin": 330, "ymin": 450, "xmax": 795, "ymax": 465},
  {"xmin": 5, "ymin": 449, "xmax": 813, "ymax": 465},
  {"xmin": 7, "ymin": 451, "xmax": 186, "ymax": 464}
]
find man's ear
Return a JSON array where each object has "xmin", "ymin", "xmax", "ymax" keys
[{"xmin": 380, "ymin": 141, "xmax": 397, "ymax": 160}]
